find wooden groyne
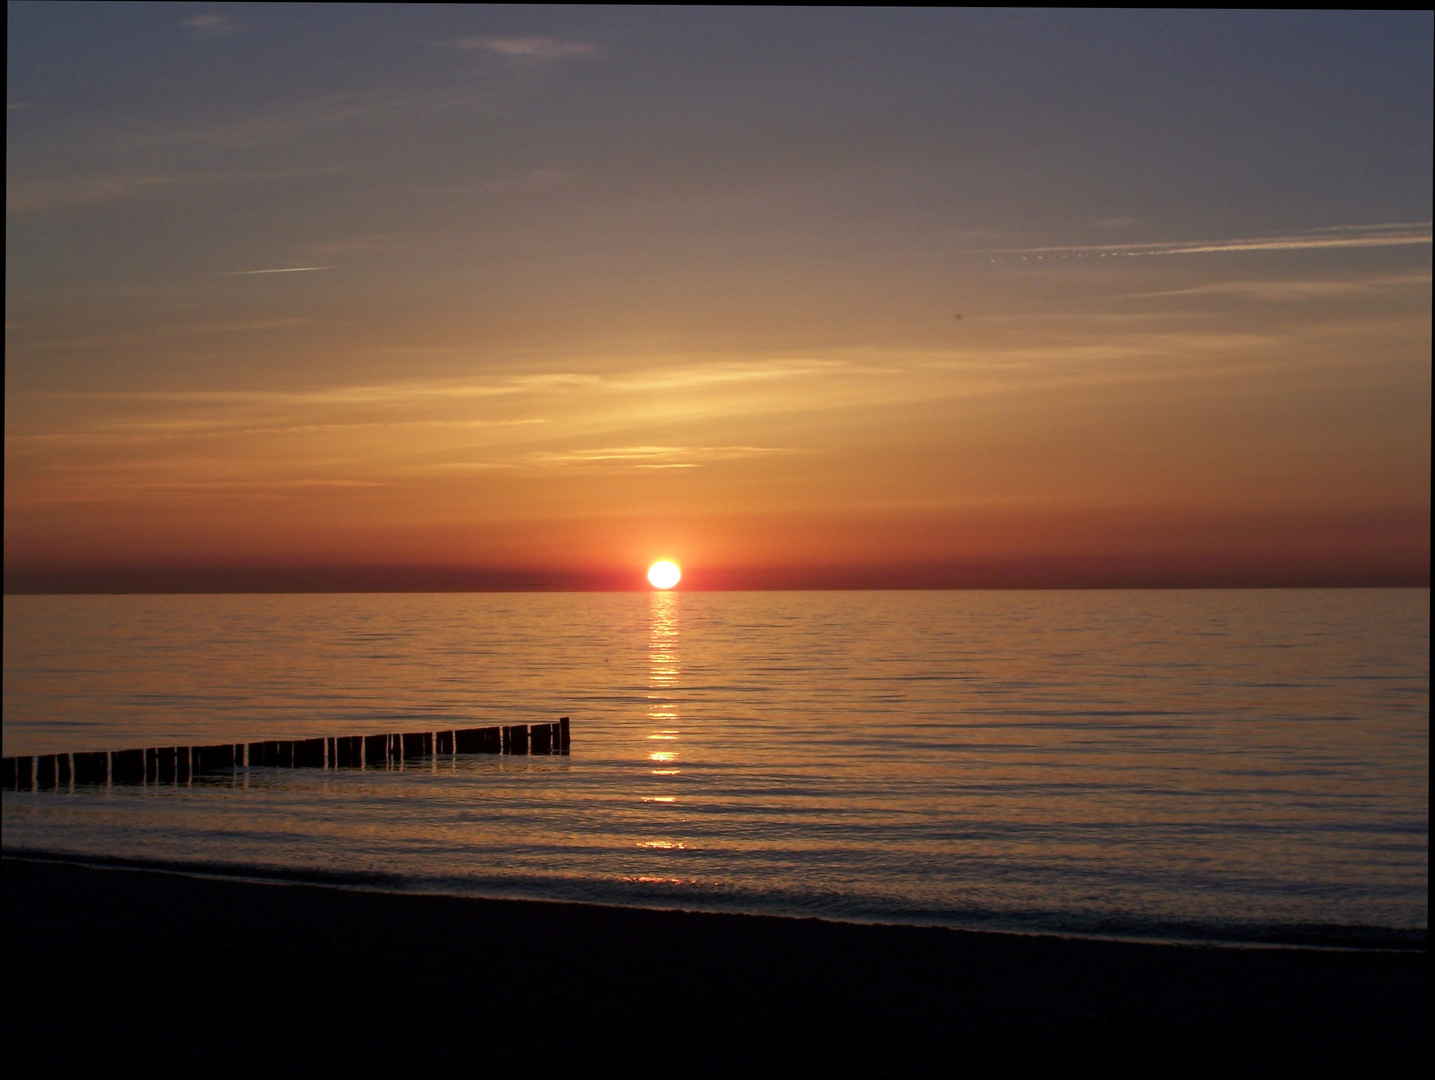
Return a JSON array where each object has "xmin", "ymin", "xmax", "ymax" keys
[{"xmin": 1, "ymin": 717, "xmax": 570, "ymax": 792}]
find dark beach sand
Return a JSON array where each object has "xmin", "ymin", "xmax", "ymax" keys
[{"xmin": 2, "ymin": 855, "xmax": 1425, "ymax": 1076}]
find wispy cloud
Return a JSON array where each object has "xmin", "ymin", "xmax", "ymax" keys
[
  {"xmin": 7, "ymin": 174, "xmax": 191, "ymax": 214},
  {"xmin": 218, "ymin": 266, "xmax": 333, "ymax": 276},
  {"xmin": 527, "ymin": 445, "xmax": 806, "ymax": 469},
  {"xmin": 446, "ymin": 36, "xmax": 597, "ymax": 61},
  {"xmin": 181, "ymin": 14, "xmax": 238, "ymax": 39},
  {"xmin": 988, "ymin": 223, "xmax": 1433, "ymax": 259},
  {"xmin": 1113, "ymin": 271, "xmax": 1433, "ymax": 303},
  {"xmin": 6, "ymin": 166, "xmax": 342, "ymax": 214}
]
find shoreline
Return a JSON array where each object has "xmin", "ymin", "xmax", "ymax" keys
[
  {"xmin": 4, "ymin": 854, "xmax": 1426, "ymax": 1075},
  {"xmin": 3, "ymin": 846, "xmax": 1424, "ymax": 955}
]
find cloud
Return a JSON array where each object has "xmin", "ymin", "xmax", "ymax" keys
[
  {"xmin": 527, "ymin": 445, "xmax": 807, "ymax": 469},
  {"xmin": 446, "ymin": 36, "xmax": 596, "ymax": 61},
  {"xmin": 181, "ymin": 14, "xmax": 238, "ymax": 39},
  {"xmin": 6, "ymin": 167, "xmax": 341, "ymax": 214},
  {"xmin": 6, "ymin": 174, "xmax": 190, "ymax": 214},
  {"xmin": 987, "ymin": 223, "xmax": 1433, "ymax": 259},
  {"xmin": 1113, "ymin": 272, "xmax": 1433, "ymax": 303},
  {"xmin": 218, "ymin": 266, "xmax": 333, "ymax": 276}
]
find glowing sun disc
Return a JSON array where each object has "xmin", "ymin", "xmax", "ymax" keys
[{"xmin": 648, "ymin": 561, "xmax": 681, "ymax": 589}]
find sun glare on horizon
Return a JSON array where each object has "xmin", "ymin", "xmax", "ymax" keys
[{"xmin": 648, "ymin": 561, "xmax": 681, "ymax": 589}]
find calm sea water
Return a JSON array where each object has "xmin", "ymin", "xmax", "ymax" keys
[{"xmin": 3, "ymin": 590, "xmax": 1427, "ymax": 946}]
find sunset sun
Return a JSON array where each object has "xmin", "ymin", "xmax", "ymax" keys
[{"xmin": 647, "ymin": 561, "xmax": 681, "ymax": 589}]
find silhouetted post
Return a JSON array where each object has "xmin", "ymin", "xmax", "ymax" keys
[
  {"xmin": 57, "ymin": 753, "xmax": 71, "ymax": 786},
  {"xmin": 145, "ymin": 748, "xmax": 158, "ymax": 782},
  {"xmin": 14, "ymin": 757, "xmax": 34, "ymax": 791},
  {"xmin": 455, "ymin": 727, "xmax": 500, "ymax": 753},
  {"xmin": 295, "ymin": 738, "xmax": 324, "ymax": 768},
  {"xmin": 530, "ymin": 723, "xmax": 553, "ymax": 754},
  {"xmin": 1, "ymin": 758, "xmax": 15, "ymax": 790},
  {"xmin": 559, "ymin": 716, "xmax": 571, "ymax": 753},
  {"xmin": 73, "ymin": 752, "xmax": 108, "ymax": 785},
  {"xmin": 363, "ymin": 733, "xmax": 387, "ymax": 767},
  {"xmin": 36, "ymin": 755, "xmax": 57, "ymax": 790},
  {"xmin": 277, "ymin": 741, "xmax": 294, "ymax": 768},
  {"xmin": 436, "ymin": 731, "xmax": 454, "ymax": 754},
  {"xmin": 188, "ymin": 745, "xmax": 218, "ymax": 774},
  {"xmin": 156, "ymin": 747, "xmax": 176, "ymax": 783},
  {"xmin": 402, "ymin": 732, "xmax": 427, "ymax": 760},
  {"xmin": 505, "ymin": 725, "xmax": 530, "ymax": 755},
  {"xmin": 175, "ymin": 747, "xmax": 191, "ymax": 782},
  {"xmin": 326, "ymin": 737, "xmax": 336, "ymax": 768},
  {"xmin": 112, "ymin": 749, "xmax": 146, "ymax": 784}
]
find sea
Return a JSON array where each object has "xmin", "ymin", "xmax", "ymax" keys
[{"xmin": 2, "ymin": 589, "xmax": 1427, "ymax": 949}]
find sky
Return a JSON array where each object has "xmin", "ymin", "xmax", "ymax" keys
[{"xmin": 5, "ymin": 6, "xmax": 1431, "ymax": 591}]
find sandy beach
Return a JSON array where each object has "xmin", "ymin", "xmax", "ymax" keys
[{"xmin": 2, "ymin": 854, "xmax": 1424, "ymax": 1075}]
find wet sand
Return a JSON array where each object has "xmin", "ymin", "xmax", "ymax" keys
[{"xmin": 2, "ymin": 855, "xmax": 1425, "ymax": 1075}]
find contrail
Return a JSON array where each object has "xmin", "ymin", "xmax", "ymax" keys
[
  {"xmin": 219, "ymin": 266, "xmax": 333, "ymax": 276},
  {"xmin": 986, "ymin": 224, "xmax": 1432, "ymax": 259}
]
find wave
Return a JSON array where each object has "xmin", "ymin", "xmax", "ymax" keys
[{"xmin": 5, "ymin": 845, "xmax": 1424, "ymax": 952}]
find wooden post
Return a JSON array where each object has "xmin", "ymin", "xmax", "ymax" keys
[
  {"xmin": 505, "ymin": 725, "xmax": 530, "ymax": 755},
  {"xmin": 559, "ymin": 716, "xmax": 571, "ymax": 753},
  {"xmin": 363, "ymin": 733, "xmax": 388, "ymax": 767},
  {"xmin": 36, "ymin": 755, "xmax": 57, "ymax": 790},
  {"xmin": 333, "ymin": 736, "xmax": 356, "ymax": 767},
  {"xmin": 401, "ymin": 732, "xmax": 426, "ymax": 759},
  {"xmin": 1, "ymin": 758, "xmax": 14, "ymax": 790},
  {"xmin": 436, "ymin": 730, "xmax": 454, "ymax": 754},
  {"xmin": 175, "ymin": 747, "xmax": 191, "ymax": 782},
  {"xmin": 530, "ymin": 723, "xmax": 553, "ymax": 754},
  {"xmin": 294, "ymin": 738, "xmax": 324, "ymax": 768},
  {"xmin": 156, "ymin": 747, "xmax": 176, "ymax": 782},
  {"xmin": 73, "ymin": 751, "xmax": 108, "ymax": 785},
  {"xmin": 111, "ymin": 749, "xmax": 146, "ymax": 783},
  {"xmin": 57, "ymin": 753, "xmax": 71, "ymax": 786},
  {"xmin": 195, "ymin": 745, "xmax": 219, "ymax": 774},
  {"xmin": 454, "ymin": 727, "xmax": 491, "ymax": 753},
  {"xmin": 14, "ymin": 757, "xmax": 34, "ymax": 791}
]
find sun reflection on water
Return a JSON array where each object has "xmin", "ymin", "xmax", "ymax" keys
[
  {"xmin": 647, "ymin": 591, "xmax": 680, "ymax": 780},
  {"xmin": 639, "ymin": 590, "xmax": 684, "ymax": 848}
]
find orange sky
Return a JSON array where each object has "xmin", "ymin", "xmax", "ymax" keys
[{"xmin": 5, "ymin": 9, "xmax": 1430, "ymax": 590}]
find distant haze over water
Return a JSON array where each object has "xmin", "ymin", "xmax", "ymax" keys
[{"xmin": 3, "ymin": 589, "xmax": 1427, "ymax": 946}]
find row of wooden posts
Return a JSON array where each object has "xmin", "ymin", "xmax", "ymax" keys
[{"xmin": 1, "ymin": 717, "xmax": 570, "ymax": 792}]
